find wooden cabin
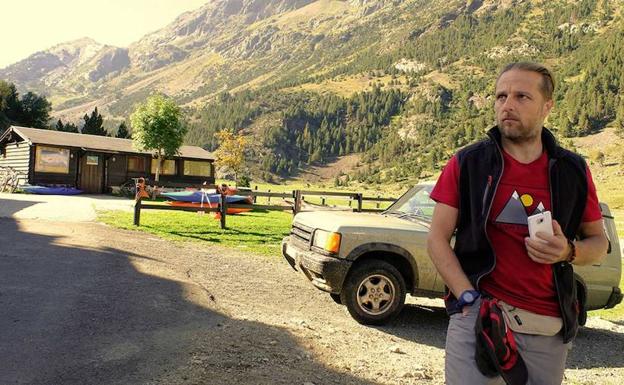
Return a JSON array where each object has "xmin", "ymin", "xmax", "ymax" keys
[{"xmin": 0, "ymin": 126, "xmax": 215, "ymax": 193}]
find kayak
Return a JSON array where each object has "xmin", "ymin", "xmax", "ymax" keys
[
  {"xmin": 168, "ymin": 200, "xmax": 252, "ymax": 215},
  {"xmin": 21, "ymin": 186, "xmax": 83, "ymax": 195},
  {"xmin": 160, "ymin": 191, "xmax": 251, "ymax": 204}
]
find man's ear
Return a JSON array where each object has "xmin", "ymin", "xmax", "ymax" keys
[{"xmin": 543, "ymin": 98, "xmax": 554, "ymax": 117}]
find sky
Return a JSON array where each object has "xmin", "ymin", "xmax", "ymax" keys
[{"xmin": 0, "ymin": 0, "xmax": 210, "ymax": 69}]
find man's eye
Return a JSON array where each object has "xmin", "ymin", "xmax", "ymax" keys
[{"xmin": 496, "ymin": 95, "xmax": 506, "ymax": 100}]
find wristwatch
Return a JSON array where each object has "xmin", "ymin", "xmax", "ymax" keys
[
  {"xmin": 456, "ymin": 290, "xmax": 481, "ymax": 310},
  {"xmin": 566, "ymin": 239, "xmax": 576, "ymax": 264}
]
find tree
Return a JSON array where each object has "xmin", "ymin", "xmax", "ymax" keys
[
  {"xmin": 54, "ymin": 119, "xmax": 79, "ymax": 133},
  {"xmin": 20, "ymin": 92, "xmax": 51, "ymax": 128},
  {"xmin": 0, "ymin": 81, "xmax": 21, "ymax": 132},
  {"xmin": 116, "ymin": 122, "xmax": 130, "ymax": 138},
  {"xmin": 62, "ymin": 122, "xmax": 79, "ymax": 133},
  {"xmin": 130, "ymin": 94, "xmax": 186, "ymax": 182},
  {"xmin": 1, "ymin": 82, "xmax": 51, "ymax": 132},
  {"xmin": 82, "ymin": 107, "xmax": 107, "ymax": 136},
  {"xmin": 213, "ymin": 130, "xmax": 248, "ymax": 183},
  {"xmin": 616, "ymin": 102, "xmax": 624, "ymax": 139}
]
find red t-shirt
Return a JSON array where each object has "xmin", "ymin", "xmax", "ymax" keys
[{"xmin": 431, "ymin": 150, "xmax": 602, "ymax": 316}]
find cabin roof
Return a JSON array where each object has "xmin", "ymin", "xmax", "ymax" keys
[{"xmin": 0, "ymin": 126, "xmax": 214, "ymax": 161}]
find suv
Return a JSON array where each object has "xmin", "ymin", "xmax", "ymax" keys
[{"xmin": 282, "ymin": 183, "xmax": 623, "ymax": 325}]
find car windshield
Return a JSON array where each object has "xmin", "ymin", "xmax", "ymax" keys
[{"xmin": 385, "ymin": 184, "xmax": 435, "ymax": 221}]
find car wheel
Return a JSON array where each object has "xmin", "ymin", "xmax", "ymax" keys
[
  {"xmin": 330, "ymin": 293, "xmax": 342, "ymax": 304},
  {"xmin": 340, "ymin": 260, "xmax": 406, "ymax": 325}
]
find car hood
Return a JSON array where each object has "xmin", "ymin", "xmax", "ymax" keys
[{"xmin": 293, "ymin": 211, "xmax": 430, "ymax": 233}]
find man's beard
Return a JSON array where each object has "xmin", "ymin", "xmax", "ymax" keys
[{"xmin": 498, "ymin": 120, "xmax": 540, "ymax": 143}]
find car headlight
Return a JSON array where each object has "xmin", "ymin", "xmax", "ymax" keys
[{"xmin": 312, "ymin": 229, "xmax": 341, "ymax": 254}]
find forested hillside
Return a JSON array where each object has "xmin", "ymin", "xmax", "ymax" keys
[
  {"xmin": 2, "ymin": 0, "xmax": 623, "ymax": 185},
  {"xmin": 182, "ymin": 0, "xmax": 624, "ymax": 183}
]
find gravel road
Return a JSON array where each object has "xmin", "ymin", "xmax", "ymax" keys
[{"xmin": 0, "ymin": 211, "xmax": 622, "ymax": 384}]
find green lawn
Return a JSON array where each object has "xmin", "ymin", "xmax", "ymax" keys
[
  {"xmin": 224, "ymin": 179, "xmax": 398, "ymax": 211},
  {"xmin": 98, "ymin": 209, "xmax": 293, "ymax": 257}
]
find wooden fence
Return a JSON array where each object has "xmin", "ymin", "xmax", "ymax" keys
[{"xmin": 134, "ymin": 188, "xmax": 397, "ymax": 229}]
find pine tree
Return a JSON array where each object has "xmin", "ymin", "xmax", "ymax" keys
[
  {"xmin": 116, "ymin": 122, "xmax": 130, "ymax": 138},
  {"xmin": 62, "ymin": 122, "xmax": 79, "ymax": 133},
  {"xmin": 54, "ymin": 118, "xmax": 79, "ymax": 133},
  {"xmin": 616, "ymin": 102, "xmax": 624, "ymax": 139},
  {"xmin": 82, "ymin": 107, "xmax": 107, "ymax": 136}
]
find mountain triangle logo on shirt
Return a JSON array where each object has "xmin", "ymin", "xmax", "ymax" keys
[{"xmin": 495, "ymin": 190, "xmax": 545, "ymax": 226}]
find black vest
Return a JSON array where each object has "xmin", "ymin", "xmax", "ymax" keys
[{"xmin": 449, "ymin": 126, "xmax": 588, "ymax": 343}]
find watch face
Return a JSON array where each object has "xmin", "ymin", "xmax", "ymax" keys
[{"xmin": 463, "ymin": 292, "xmax": 474, "ymax": 302}]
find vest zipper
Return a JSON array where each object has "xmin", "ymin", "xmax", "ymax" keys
[
  {"xmin": 481, "ymin": 175, "xmax": 493, "ymax": 216},
  {"xmin": 476, "ymin": 144, "xmax": 503, "ymax": 290},
  {"xmin": 549, "ymin": 158, "xmax": 569, "ymax": 336}
]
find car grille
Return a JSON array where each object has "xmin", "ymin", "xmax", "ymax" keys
[{"xmin": 291, "ymin": 222, "xmax": 313, "ymax": 246}]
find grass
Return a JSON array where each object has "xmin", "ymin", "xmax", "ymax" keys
[
  {"xmin": 98, "ymin": 179, "xmax": 397, "ymax": 266},
  {"xmin": 229, "ymin": 179, "xmax": 399, "ymax": 210},
  {"xmin": 572, "ymin": 126, "xmax": 624, "ymax": 238},
  {"xmin": 290, "ymin": 74, "xmax": 407, "ymax": 98},
  {"xmin": 98, "ymin": 209, "xmax": 293, "ymax": 258}
]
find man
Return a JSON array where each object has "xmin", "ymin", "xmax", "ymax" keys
[{"xmin": 426, "ymin": 62, "xmax": 608, "ymax": 385}]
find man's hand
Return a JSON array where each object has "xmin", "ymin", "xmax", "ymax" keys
[{"xmin": 525, "ymin": 219, "xmax": 570, "ymax": 264}]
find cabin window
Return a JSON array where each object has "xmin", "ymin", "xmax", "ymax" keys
[
  {"xmin": 183, "ymin": 160, "xmax": 210, "ymax": 176},
  {"xmin": 150, "ymin": 158, "xmax": 176, "ymax": 175},
  {"xmin": 34, "ymin": 146, "xmax": 70, "ymax": 174},
  {"xmin": 86, "ymin": 156, "xmax": 99, "ymax": 165},
  {"xmin": 127, "ymin": 156, "xmax": 146, "ymax": 172}
]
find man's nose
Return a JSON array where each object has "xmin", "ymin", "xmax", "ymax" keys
[{"xmin": 500, "ymin": 97, "xmax": 515, "ymax": 111}]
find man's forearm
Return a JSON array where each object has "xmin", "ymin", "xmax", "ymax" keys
[
  {"xmin": 572, "ymin": 234, "xmax": 609, "ymax": 266},
  {"xmin": 427, "ymin": 236, "xmax": 474, "ymax": 298}
]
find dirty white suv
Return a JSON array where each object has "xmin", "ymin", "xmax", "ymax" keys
[{"xmin": 282, "ymin": 184, "xmax": 623, "ymax": 325}]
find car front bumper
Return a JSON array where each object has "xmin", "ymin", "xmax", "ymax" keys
[{"xmin": 281, "ymin": 236, "xmax": 351, "ymax": 294}]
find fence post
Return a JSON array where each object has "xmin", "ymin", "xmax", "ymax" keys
[
  {"xmin": 376, "ymin": 195, "xmax": 380, "ymax": 209},
  {"xmin": 293, "ymin": 190, "xmax": 302, "ymax": 214},
  {"xmin": 253, "ymin": 185, "xmax": 258, "ymax": 203},
  {"xmin": 357, "ymin": 193, "xmax": 363, "ymax": 212},
  {"xmin": 321, "ymin": 196, "xmax": 326, "ymax": 206},
  {"xmin": 268, "ymin": 189, "xmax": 271, "ymax": 204},
  {"xmin": 220, "ymin": 193, "xmax": 227, "ymax": 229},
  {"xmin": 134, "ymin": 197, "xmax": 142, "ymax": 226}
]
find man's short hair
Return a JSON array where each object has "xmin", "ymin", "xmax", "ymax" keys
[{"xmin": 497, "ymin": 62, "xmax": 555, "ymax": 100}]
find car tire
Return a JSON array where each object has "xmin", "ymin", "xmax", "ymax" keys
[
  {"xmin": 330, "ymin": 293, "xmax": 342, "ymax": 304},
  {"xmin": 340, "ymin": 259, "xmax": 406, "ymax": 325}
]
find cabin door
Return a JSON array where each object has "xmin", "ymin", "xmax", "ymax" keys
[{"xmin": 80, "ymin": 154, "xmax": 104, "ymax": 193}]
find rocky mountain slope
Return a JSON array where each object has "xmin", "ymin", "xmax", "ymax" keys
[
  {"xmin": 1, "ymin": 0, "xmax": 623, "ymax": 189},
  {"xmin": 1, "ymin": 0, "xmax": 477, "ymax": 118}
]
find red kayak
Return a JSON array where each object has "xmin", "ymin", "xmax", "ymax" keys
[{"xmin": 167, "ymin": 200, "xmax": 252, "ymax": 215}]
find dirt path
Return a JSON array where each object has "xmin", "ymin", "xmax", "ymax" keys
[{"xmin": 0, "ymin": 217, "xmax": 622, "ymax": 384}]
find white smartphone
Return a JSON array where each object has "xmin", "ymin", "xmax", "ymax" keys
[{"xmin": 527, "ymin": 211, "xmax": 554, "ymax": 240}]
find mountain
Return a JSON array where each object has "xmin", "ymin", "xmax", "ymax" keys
[
  {"xmin": 1, "ymin": 0, "xmax": 623, "ymax": 188},
  {"xmin": 0, "ymin": 37, "xmax": 129, "ymax": 97}
]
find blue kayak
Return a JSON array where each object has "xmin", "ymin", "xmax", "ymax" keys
[
  {"xmin": 160, "ymin": 191, "xmax": 250, "ymax": 204},
  {"xmin": 21, "ymin": 186, "xmax": 83, "ymax": 195}
]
